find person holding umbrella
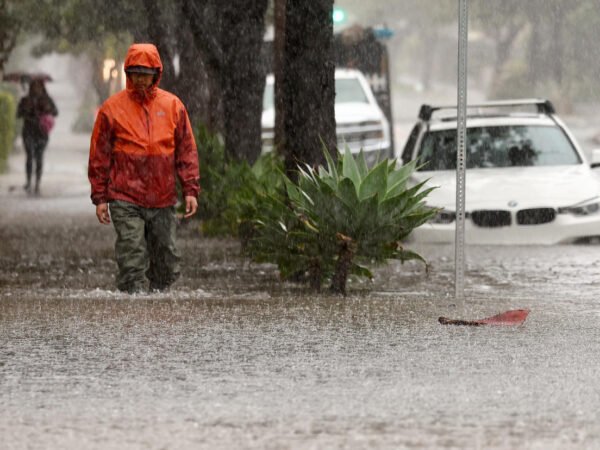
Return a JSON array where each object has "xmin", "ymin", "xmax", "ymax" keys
[{"xmin": 16, "ymin": 77, "xmax": 58, "ymax": 195}]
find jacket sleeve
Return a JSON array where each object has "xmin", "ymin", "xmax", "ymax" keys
[
  {"xmin": 47, "ymin": 97, "xmax": 58, "ymax": 117},
  {"xmin": 88, "ymin": 109, "xmax": 113, "ymax": 205},
  {"xmin": 174, "ymin": 106, "xmax": 200, "ymax": 198}
]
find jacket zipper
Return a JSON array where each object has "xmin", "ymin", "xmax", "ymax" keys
[{"xmin": 143, "ymin": 104, "xmax": 151, "ymax": 145}]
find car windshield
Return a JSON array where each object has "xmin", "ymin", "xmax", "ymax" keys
[
  {"xmin": 263, "ymin": 76, "xmax": 369, "ymax": 110},
  {"xmin": 417, "ymin": 125, "xmax": 581, "ymax": 171},
  {"xmin": 335, "ymin": 78, "xmax": 369, "ymax": 104}
]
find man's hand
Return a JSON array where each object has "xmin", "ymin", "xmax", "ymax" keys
[
  {"xmin": 184, "ymin": 195, "xmax": 198, "ymax": 218},
  {"xmin": 96, "ymin": 203, "xmax": 111, "ymax": 224}
]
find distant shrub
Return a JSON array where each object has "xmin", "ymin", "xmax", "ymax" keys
[
  {"xmin": 0, "ymin": 89, "xmax": 17, "ymax": 173},
  {"xmin": 489, "ymin": 61, "xmax": 531, "ymax": 100},
  {"xmin": 190, "ymin": 124, "xmax": 285, "ymax": 239}
]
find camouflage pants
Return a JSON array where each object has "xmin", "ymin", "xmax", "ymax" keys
[{"xmin": 109, "ymin": 200, "xmax": 180, "ymax": 293}]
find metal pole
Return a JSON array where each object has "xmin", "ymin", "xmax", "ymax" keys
[{"xmin": 455, "ymin": 0, "xmax": 468, "ymax": 301}]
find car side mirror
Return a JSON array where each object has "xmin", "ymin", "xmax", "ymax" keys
[{"xmin": 591, "ymin": 149, "xmax": 600, "ymax": 168}]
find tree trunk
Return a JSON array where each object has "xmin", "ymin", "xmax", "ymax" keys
[
  {"xmin": 182, "ymin": 0, "xmax": 224, "ymax": 133},
  {"xmin": 487, "ymin": 20, "xmax": 524, "ymax": 98},
  {"xmin": 308, "ymin": 258, "xmax": 322, "ymax": 293},
  {"xmin": 143, "ymin": 0, "xmax": 177, "ymax": 92},
  {"xmin": 283, "ymin": 0, "xmax": 336, "ymax": 177},
  {"xmin": 88, "ymin": 45, "xmax": 111, "ymax": 104},
  {"xmin": 527, "ymin": 18, "xmax": 542, "ymax": 89},
  {"xmin": 273, "ymin": 0, "xmax": 286, "ymax": 155},
  {"xmin": 420, "ymin": 31, "xmax": 438, "ymax": 92},
  {"xmin": 549, "ymin": 8, "xmax": 564, "ymax": 86},
  {"xmin": 329, "ymin": 234, "xmax": 355, "ymax": 296},
  {"xmin": 174, "ymin": 8, "xmax": 216, "ymax": 129},
  {"xmin": 221, "ymin": 0, "xmax": 268, "ymax": 164}
]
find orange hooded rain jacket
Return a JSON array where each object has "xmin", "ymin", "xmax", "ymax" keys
[{"xmin": 88, "ymin": 43, "xmax": 199, "ymax": 208}]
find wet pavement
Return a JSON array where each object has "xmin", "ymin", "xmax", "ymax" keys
[
  {"xmin": 2, "ymin": 219, "xmax": 600, "ymax": 450},
  {"xmin": 2, "ymin": 57, "xmax": 600, "ymax": 450},
  {"xmin": 2, "ymin": 148, "xmax": 600, "ymax": 450}
]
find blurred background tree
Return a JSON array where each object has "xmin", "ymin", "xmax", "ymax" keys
[
  {"xmin": 3, "ymin": 0, "xmax": 272, "ymax": 163},
  {"xmin": 337, "ymin": 0, "xmax": 600, "ymax": 107},
  {"xmin": 0, "ymin": 0, "xmax": 21, "ymax": 78},
  {"xmin": 6, "ymin": 0, "xmax": 600, "ymax": 166}
]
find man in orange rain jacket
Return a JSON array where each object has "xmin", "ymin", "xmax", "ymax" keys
[{"xmin": 89, "ymin": 43, "xmax": 200, "ymax": 294}]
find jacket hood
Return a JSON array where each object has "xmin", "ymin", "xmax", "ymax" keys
[{"xmin": 124, "ymin": 43, "xmax": 163, "ymax": 101}]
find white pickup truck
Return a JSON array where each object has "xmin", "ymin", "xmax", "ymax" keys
[{"xmin": 261, "ymin": 68, "xmax": 392, "ymax": 165}]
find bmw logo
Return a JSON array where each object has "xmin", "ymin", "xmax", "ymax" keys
[{"xmin": 508, "ymin": 200, "xmax": 518, "ymax": 207}]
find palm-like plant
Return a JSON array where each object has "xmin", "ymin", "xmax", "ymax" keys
[
  {"xmin": 247, "ymin": 148, "xmax": 437, "ymax": 295},
  {"xmin": 192, "ymin": 124, "xmax": 284, "ymax": 239}
]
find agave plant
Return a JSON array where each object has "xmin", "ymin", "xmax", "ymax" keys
[
  {"xmin": 228, "ymin": 151, "xmax": 286, "ymax": 245},
  {"xmin": 247, "ymin": 148, "xmax": 437, "ymax": 295}
]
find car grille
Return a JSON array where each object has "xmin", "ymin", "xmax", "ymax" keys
[
  {"xmin": 470, "ymin": 210, "xmax": 511, "ymax": 227},
  {"xmin": 516, "ymin": 208, "xmax": 556, "ymax": 225},
  {"xmin": 466, "ymin": 208, "xmax": 557, "ymax": 228}
]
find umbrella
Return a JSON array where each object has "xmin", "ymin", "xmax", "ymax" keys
[
  {"xmin": 2, "ymin": 71, "xmax": 53, "ymax": 83},
  {"xmin": 438, "ymin": 309, "xmax": 530, "ymax": 326}
]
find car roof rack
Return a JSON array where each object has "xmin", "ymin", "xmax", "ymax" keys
[{"xmin": 418, "ymin": 99, "xmax": 556, "ymax": 121}]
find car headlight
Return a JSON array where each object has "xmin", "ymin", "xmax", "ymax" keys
[{"xmin": 558, "ymin": 200, "xmax": 600, "ymax": 216}]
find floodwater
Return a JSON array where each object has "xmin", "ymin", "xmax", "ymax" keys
[
  {"xmin": 2, "ymin": 54, "xmax": 600, "ymax": 450},
  {"xmin": 2, "ymin": 208, "xmax": 600, "ymax": 449}
]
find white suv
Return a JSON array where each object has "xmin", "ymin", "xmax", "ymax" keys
[
  {"xmin": 401, "ymin": 99, "xmax": 600, "ymax": 245},
  {"xmin": 262, "ymin": 68, "xmax": 391, "ymax": 165}
]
